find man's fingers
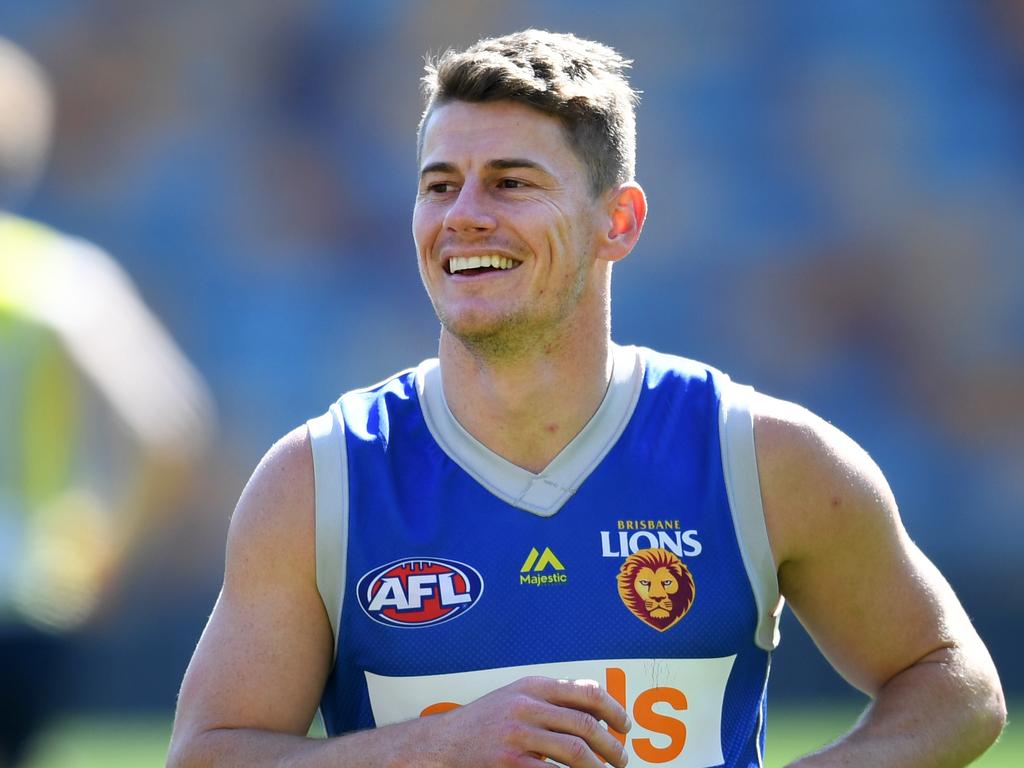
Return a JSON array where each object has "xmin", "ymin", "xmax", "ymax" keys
[
  {"xmin": 540, "ymin": 678, "xmax": 632, "ymax": 735},
  {"xmin": 524, "ymin": 729, "xmax": 623, "ymax": 768},
  {"xmin": 504, "ymin": 677, "xmax": 630, "ymax": 767},
  {"xmin": 536, "ymin": 704, "xmax": 630, "ymax": 768}
]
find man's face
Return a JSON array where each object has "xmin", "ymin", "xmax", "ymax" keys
[{"xmin": 413, "ymin": 100, "xmax": 604, "ymax": 353}]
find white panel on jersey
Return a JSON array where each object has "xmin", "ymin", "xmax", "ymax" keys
[
  {"xmin": 307, "ymin": 402, "xmax": 348, "ymax": 660},
  {"xmin": 718, "ymin": 382, "xmax": 783, "ymax": 651},
  {"xmin": 365, "ymin": 655, "xmax": 734, "ymax": 768},
  {"xmin": 417, "ymin": 344, "xmax": 644, "ymax": 517}
]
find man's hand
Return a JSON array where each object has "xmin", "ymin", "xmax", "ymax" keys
[{"xmin": 417, "ymin": 676, "xmax": 632, "ymax": 768}]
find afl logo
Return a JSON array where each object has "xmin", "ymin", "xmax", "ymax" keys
[{"xmin": 357, "ymin": 558, "xmax": 484, "ymax": 628}]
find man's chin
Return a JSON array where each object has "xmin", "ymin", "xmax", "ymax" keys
[{"xmin": 439, "ymin": 309, "xmax": 529, "ymax": 349}]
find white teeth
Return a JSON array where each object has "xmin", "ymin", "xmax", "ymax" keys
[{"xmin": 448, "ymin": 255, "xmax": 518, "ymax": 273}]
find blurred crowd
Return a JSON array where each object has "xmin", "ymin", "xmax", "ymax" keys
[{"xmin": 1, "ymin": 0, "xmax": 1021, "ymax": 721}]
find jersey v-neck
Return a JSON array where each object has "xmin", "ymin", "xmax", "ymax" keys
[{"xmin": 415, "ymin": 344, "xmax": 644, "ymax": 517}]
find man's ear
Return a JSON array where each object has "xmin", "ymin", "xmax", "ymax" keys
[{"xmin": 597, "ymin": 182, "xmax": 647, "ymax": 263}]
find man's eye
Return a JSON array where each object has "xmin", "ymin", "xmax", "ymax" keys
[
  {"xmin": 426, "ymin": 182, "xmax": 455, "ymax": 193},
  {"xmin": 497, "ymin": 178, "xmax": 527, "ymax": 189}
]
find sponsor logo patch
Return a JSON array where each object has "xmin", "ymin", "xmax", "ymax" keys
[
  {"xmin": 617, "ymin": 548, "xmax": 695, "ymax": 632},
  {"xmin": 356, "ymin": 558, "xmax": 483, "ymax": 627},
  {"xmin": 519, "ymin": 546, "xmax": 568, "ymax": 586},
  {"xmin": 365, "ymin": 656, "xmax": 736, "ymax": 767}
]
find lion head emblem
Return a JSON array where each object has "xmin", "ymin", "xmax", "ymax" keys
[{"xmin": 616, "ymin": 548, "xmax": 695, "ymax": 632}]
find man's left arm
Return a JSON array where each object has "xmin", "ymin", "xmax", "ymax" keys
[{"xmin": 753, "ymin": 394, "xmax": 1006, "ymax": 767}]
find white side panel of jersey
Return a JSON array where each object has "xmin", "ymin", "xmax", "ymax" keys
[
  {"xmin": 307, "ymin": 402, "xmax": 348, "ymax": 660},
  {"xmin": 366, "ymin": 655, "xmax": 735, "ymax": 768},
  {"xmin": 718, "ymin": 382, "xmax": 783, "ymax": 651}
]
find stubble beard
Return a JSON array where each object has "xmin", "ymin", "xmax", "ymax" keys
[{"xmin": 437, "ymin": 259, "xmax": 591, "ymax": 365}]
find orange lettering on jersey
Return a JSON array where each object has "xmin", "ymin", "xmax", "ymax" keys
[
  {"xmin": 416, "ymin": 668, "xmax": 695, "ymax": 763},
  {"xmin": 632, "ymin": 687, "xmax": 688, "ymax": 762},
  {"xmin": 605, "ymin": 667, "xmax": 627, "ymax": 746},
  {"xmin": 420, "ymin": 701, "xmax": 460, "ymax": 717}
]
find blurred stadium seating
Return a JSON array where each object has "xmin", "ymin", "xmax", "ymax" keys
[{"xmin": 1, "ymin": 0, "xmax": 1020, "ymax": 725}]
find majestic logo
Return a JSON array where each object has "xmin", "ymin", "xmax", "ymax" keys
[
  {"xmin": 617, "ymin": 548, "xmax": 695, "ymax": 632},
  {"xmin": 519, "ymin": 547, "xmax": 567, "ymax": 586},
  {"xmin": 356, "ymin": 558, "xmax": 483, "ymax": 628}
]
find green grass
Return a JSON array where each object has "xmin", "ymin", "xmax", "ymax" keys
[
  {"xmin": 21, "ymin": 702, "xmax": 1021, "ymax": 767},
  {"xmin": 24, "ymin": 718, "xmax": 172, "ymax": 768},
  {"xmin": 766, "ymin": 703, "xmax": 1022, "ymax": 767}
]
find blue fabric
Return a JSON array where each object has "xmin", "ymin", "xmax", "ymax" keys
[{"xmin": 320, "ymin": 349, "xmax": 770, "ymax": 767}]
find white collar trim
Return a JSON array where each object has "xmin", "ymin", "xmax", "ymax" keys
[{"xmin": 416, "ymin": 344, "xmax": 644, "ymax": 516}]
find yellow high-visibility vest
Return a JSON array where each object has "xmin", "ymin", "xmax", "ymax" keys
[
  {"xmin": 0, "ymin": 213, "xmax": 108, "ymax": 630},
  {"xmin": 0, "ymin": 213, "xmax": 79, "ymax": 512}
]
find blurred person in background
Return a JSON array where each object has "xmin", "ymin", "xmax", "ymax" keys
[
  {"xmin": 168, "ymin": 29, "xmax": 1005, "ymax": 768},
  {"xmin": 0, "ymin": 37, "xmax": 215, "ymax": 767}
]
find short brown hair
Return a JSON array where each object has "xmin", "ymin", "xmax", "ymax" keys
[{"xmin": 418, "ymin": 29, "xmax": 639, "ymax": 196}]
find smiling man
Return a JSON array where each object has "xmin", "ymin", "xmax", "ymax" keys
[{"xmin": 168, "ymin": 30, "xmax": 1005, "ymax": 768}]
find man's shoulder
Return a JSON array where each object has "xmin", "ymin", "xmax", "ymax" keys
[
  {"xmin": 750, "ymin": 391, "xmax": 871, "ymax": 480},
  {"xmin": 246, "ymin": 425, "xmax": 314, "ymax": 503},
  {"xmin": 749, "ymin": 390, "xmax": 895, "ymax": 569},
  {"xmin": 228, "ymin": 425, "xmax": 316, "ymax": 563}
]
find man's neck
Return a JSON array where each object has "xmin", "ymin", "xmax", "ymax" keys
[{"xmin": 438, "ymin": 329, "xmax": 613, "ymax": 474}]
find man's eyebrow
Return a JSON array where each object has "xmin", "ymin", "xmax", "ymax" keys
[
  {"xmin": 420, "ymin": 161, "xmax": 457, "ymax": 178},
  {"xmin": 488, "ymin": 158, "xmax": 553, "ymax": 175},
  {"xmin": 419, "ymin": 158, "xmax": 554, "ymax": 178}
]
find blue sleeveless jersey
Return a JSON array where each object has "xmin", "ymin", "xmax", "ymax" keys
[{"xmin": 308, "ymin": 346, "xmax": 781, "ymax": 768}]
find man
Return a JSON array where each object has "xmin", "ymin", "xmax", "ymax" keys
[
  {"xmin": 168, "ymin": 30, "xmax": 1005, "ymax": 768},
  {"xmin": 0, "ymin": 37, "xmax": 214, "ymax": 766}
]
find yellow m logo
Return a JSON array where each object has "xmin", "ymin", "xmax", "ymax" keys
[{"xmin": 520, "ymin": 547, "xmax": 565, "ymax": 573}]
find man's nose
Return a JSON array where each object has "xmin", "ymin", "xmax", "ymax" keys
[{"xmin": 444, "ymin": 180, "xmax": 497, "ymax": 233}]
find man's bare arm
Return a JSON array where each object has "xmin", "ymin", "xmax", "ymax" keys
[
  {"xmin": 754, "ymin": 395, "xmax": 1006, "ymax": 767},
  {"xmin": 167, "ymin": 427, "xmax": 631, "ymax": 768},
  {"xmin": 166, "ymin": 426, "xmax": 335, "ymax": 766}
]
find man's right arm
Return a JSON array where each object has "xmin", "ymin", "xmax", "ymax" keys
[
  {"xmin": 166, "ymin": 425, "xmax": 339, "ymax": 766},
  {"xmin": 167, "ymin": 426, "xmax": 631, "ymax": 768}
]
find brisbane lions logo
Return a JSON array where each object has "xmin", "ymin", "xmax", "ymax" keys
[{"xmin": 616, "ymin": 548, "xmax": 695, "ymax": 632}]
